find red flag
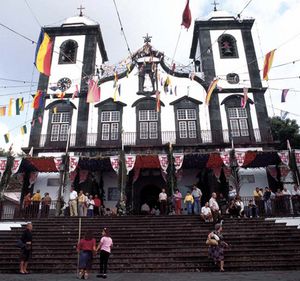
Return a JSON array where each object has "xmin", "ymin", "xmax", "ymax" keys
[
  {"xmin": 241, "ymin": 87, "xmax": 248, "ymax": 108},
  {"xmin": 263, "ymin": 49, "xmax": 276, "ymax": 81},
  {"xmin": 156, "ymin": 91, "xmax": 161, "ymax": 112},
  {"xmin": 181, "ymin": 0, "xmax": 192, "ymax": 30},
  {"xmin": 86, "ymin": 79, "xmax": 101, "ymax": 103}
]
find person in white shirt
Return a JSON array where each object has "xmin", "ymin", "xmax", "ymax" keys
[
  {"xmin": 191, "ymin": 185, "xmax": 202, "ymax": 215},
  {"xmin": 209, "ymin": 192, "xmax": 221, "ymax": 222},
  {"xmin": 87, "ymin": 195, "xmax": 95, "ymax": 217},
  {"xmin": 200, "ymin": 202, "xmax": 213, "ymax": 222},
  {"xmin": 69, "ymin": 188, "xmax": 78, "ymax": 216},
  {"xmin": 158, "ymin": 188, "xmax": 168, "ymax": 215}
]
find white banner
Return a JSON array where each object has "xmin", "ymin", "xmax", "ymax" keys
[
  {"xmin": 110, "ymin": 156, "xmax": 120, "ymax": 174},
  {"xmin": 69, "ymin": 156, "xmax": 79, "ymax": 173},
  {"xmin": 158, "ymin": 154, "xmax": 169, "ymax": 174},
  {"xmin": 125, "ymin": 154, "xmax": 136, "ymax": 175},
  {"xmin": 278, "ymin": 151, "xmax": 289, "ymax": 166},
  {"xmin": 29, "ymin": 172, "xmax": 39, "ymax": 185},
  {"xmin": 54, "ymin": 157, "xmax": 63, "ymax": 172},
  {"xmin": 11, "ymin": 158, "xmax": 22, "ymax": 174},
  {"xmin": 220, "ymin": 151, "xmax": 230, "ymax": 167},
  {"xmin": 173, "ymin": 153, "xmax": 184, "ymax": 172},
  {"xmin": 235, "ymin": 151, "xmax": 246, "ymax": 167},
  {"xmin": 0, "ymin": 157, "xmax": 7, "ymax": 181},
  {"xmin": 295, "ymin": 150, "xmax": 300, "ymax": 165}
]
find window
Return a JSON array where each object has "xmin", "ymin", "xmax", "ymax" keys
[
  {"xmin": 138, "ymin": 110, "xmax": 158, "ymax": 139},
  {"xmin": 240, "ymin": 175, "xmax": 255, "ymax": 183},
  {"xmin": 218, "ymin": 34, "xmax": 238, "ymax": 59},
  {"xmin": 50, "ymin": 112, "xmax": 71, "ymax": 141},
  {"xmin": 47, "ymin": 178, "xmax": 60, "ymax": 186},
  {"xmin": 177, "ymin": 109, "xmax": 197, "ymax": 139},
  {"xmin": 58, "ymin": 40, "xmax": 78, "ymax": 64},
  {"xmin": 101, "ymin": 111, "xmax": 120, "ymax": 141},
  {"xmin": 228, "ymin": 107, "xmax": 249, "ymax": 137}
]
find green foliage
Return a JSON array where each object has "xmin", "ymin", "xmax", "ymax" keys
[{"xmin": 269, "ymin": 116, "xmax": 300, "ymax": 149}]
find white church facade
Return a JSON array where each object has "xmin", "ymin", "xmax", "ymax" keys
[{"xmin": 21, "ymin": 10, "xmax": 285, "ymax": 213}]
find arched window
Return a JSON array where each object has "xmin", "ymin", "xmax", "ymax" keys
[
  {"xmin": 218, "ymin": 34, "xmax": 238, "ymax": 59},
  {"xmin": 58, "ymin": 40, "xmax": 78, "ymax": 64}
]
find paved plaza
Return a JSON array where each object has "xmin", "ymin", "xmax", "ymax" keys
[{"xmin": 1, "ymin": 272, "xmax": 300, "ymax": 281}]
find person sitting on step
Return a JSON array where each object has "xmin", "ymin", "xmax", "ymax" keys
[{"xmin": 200, "ymin": 202, "xmax": 213, "ymax": 222}]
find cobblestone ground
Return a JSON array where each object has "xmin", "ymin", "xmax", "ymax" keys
[{"xmin": 1, "ymin": 272, "xmax": 300, "ymax": 281}]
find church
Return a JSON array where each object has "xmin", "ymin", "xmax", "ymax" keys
[{"xmin": 20, "ymin": 6, "xmax": 285, "ymax": 213}]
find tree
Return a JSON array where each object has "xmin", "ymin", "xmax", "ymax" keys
[{"xmin": 269, "ymin": 116, "xmax": 300, "ymax": 149}]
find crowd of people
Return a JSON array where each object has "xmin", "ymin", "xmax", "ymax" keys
[{"xmin": 22, "ymin": 191, "xmax": 52, "ymax": 218}]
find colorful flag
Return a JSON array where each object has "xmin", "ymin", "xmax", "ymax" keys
[
  {"xmin": 205, "ymin": 78, "xmax": 218, "ymax": 105},
  {"xmin": 38, "ymin": 116, "xmax": 43, "ymax": 124},
  {"xmin": 15, "ymin": 98, "xmax": 24, "ymax": 115},
  {"xmin": 241, "ymin": 87, "xmax": 248, "ymax": 108},
  {"xmin": 113, "ymin": 85, "xmax": 118, "ymax": 102},
  {"xmin": 156, "ymin": 91, "xmax": 161, "ymax": 112},
  {"xmin": 0, "ymin": 106, "xmax": 6, "ymax": 116},
  {"xmin": 34, "ymin": 30, "xmax": 53, "ymax": 76},
  {"xmin": 281, "ymin": 89, "xmax": 289, "ymax": 103},
  {"xmin": 263, "ymin": 49, "xmax": 276, "ymax": 81},
  {"xmin": 86, "ymin": 79, "xmax": 100, "ymax": 103},
  {"xmin": 181, "ymin": 0, "xmax": 192, "ymax": 30},
  {"xmin": 53, "ymin": 107, "xmax": 57, "ymax": 114},
  {"xmin": 72, "ymin": 85, "xmax": 79, "ymax": 99},
  {"xmin": 20, "ymin": 125, "xmax": 27, "ymax": 135},
  {"xmin": 113, "ymin": 72, "xmax": 118, "ymax": 88},
  {"xmin": 8, "ymin": 98, "xmax": 13, "ymax": 116},
  {"xmin": 4, "ymin": 133, "xmax": 9, "ymax": 143},
  {"xmin": 32, "ymin": 90, "xmax": 44, "ymax": 109},
  {"xmin": 57, "ymin": 92, "xmax": 65, "ymax": 99}
]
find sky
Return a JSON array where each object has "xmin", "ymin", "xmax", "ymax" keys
[{"xmin": 0, "ymin": 0, "xmax": 300, "ymax": 153}]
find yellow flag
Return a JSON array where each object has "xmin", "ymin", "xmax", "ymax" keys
[{"xmin": 8, "ymin": 98, "xmax": 14, "ymax": 116}]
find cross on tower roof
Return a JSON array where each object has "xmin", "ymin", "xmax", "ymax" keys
[
  {"xmin": 77, "ymin": 5, "xmax": 85, "ymax": 17},
  {"xmin": 143, "ymin": 33, "xmax": 152, "ymax": 44},
  {"xmin": 211, "ymin": 0, "xmax": 219, "ymax": 12}
]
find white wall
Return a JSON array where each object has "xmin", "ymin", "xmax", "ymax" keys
[{"xmin": 102, "ymin": 171, "xmax": 119, "ymax": 210}]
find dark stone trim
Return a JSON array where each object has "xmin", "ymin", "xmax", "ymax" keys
[
  {"xmin": 95, "ymin": 97, "xmax": 127, "ymax": 107},
  {"xmin": 221, "ymin": 94, "xmax": 254, "ymax": 105},
  {"xmin": 45, "ymin": 100, "xmax": 77, "ymax": 110},
  {"xmin": 170, "ymin": 95, "xmax": 202, "ymax": 105},
  {"xmin": 75, "ymin": 33, "xmax": 97, "ymax": 147},
  {"xmin": 132, "ymin": 97, "xmax": 165, "ymax": 108},
  {"xmin": 44, "ymin": 25, "xmax": 108, "ymax": 62}
]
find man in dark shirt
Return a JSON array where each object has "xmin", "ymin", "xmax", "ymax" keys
[
  {"xmin": 19, "ymin": 223, "xmax": 33, "ymax": 274},
  {"xmin": 263, "ymin": 187, "xmax": 272, "ymax": 216}
]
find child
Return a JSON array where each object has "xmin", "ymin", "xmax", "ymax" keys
[{"xmin": 184, "ymin": 191, "xmax": 194, "ymax": 215}]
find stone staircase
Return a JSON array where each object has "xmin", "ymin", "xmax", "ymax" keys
[{"xmin": 0, "ymin": 216, "xmax": 300, "ymax": 273}]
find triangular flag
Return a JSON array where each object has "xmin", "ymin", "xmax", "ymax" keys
[
  {"xmin": 205, "ymin": 78, "xmax": 218, "ymax": 105},
  {"xmin": 263, "ymin": 49, "xmax": 276, "ymax": 81},
  {"xmin": 280, "ymin": 110, "xmax": 288, "ymax": 120},
  {"xmin": 281, "ymin": 89, "xmax": 289, "ymax": 103},
  {"xmin": 53, "ymin": 107, "xmax": 57, "ymax": 114},
  {"xmin": 20, "ymin": 125, "xmax": 27, "ymax": 135},
  {"xmin": 0, "ymin": 106, "xmax": 6, "ymax": 116},
  {"xmin": 86, "ymin": 79, "xmax": 100, "ymax": 103},
  {"xmin": 32, "ymin": 90, "xmax": 44, "ymax": 109},
  {"xmin": 16, "ymin": 98, "xmax": 24, "ymax": 115},
  {"xmin": 57, "ymin": 92, "xmax": 65, "ymax": 99},
  {"xmin": 241, "ymin": 87, "xmax": 248, "ymax": 108},
  {"xmin": 156, "ymin": 91, "xmax": 161, "ymax": 112},
  {"xmin": 8, "ymin": 98, "xmax": 13, "ymax": 116},
  {"xmin": 181, "ymin": 0, "xmax": 192, "ymax": 30},
  {"xmin": 72, "ymin": 85, "xmax": 79, "ymax": 99},
  {"xmin": 4, "ymin": 133, "xmax": 9, "ymax": 143},
  {"xmin": 38, "ymin": 116, "xmax": 43, "ymax": 124}
]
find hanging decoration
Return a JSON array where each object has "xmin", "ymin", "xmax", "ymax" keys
[
  {"xmin": 125, "ymin": 154, "xmax": 136, "ymax": 175},
  {"xmin": 86, "ymin": 79, "xmax": 101, "ymax": 103},
  {"xmin": 29, "ymin": 171, "xmax": 39, "ymax": 186},
  {"xmin": 0, "ymin": 106, "xmax": 6, "ymax": 116},
  {"xmin": 181, "ymin": 0, "xmax": 192, "ymax": 30},
  {"xmin": 279, "ymin": 165, "xmax": 290, "ymax": 179},
  {"xmin": 32, "ymin": 90, "xmax": 45, "ymax": 109},
  {"xmin": 263, "ymin": 49, "xmax": 276, "ymax": 81},
  {"xmin": 235, "ymin": 151, "xmax": 246, "ymax": 167},
  {"xmin": 15, "ymin": 98, "xmax": 24, "ymax": 115},
  {"xmin": 72, "ymin": 85, "xmax": 79, "ymax": 99},
  {"xmin": 110, "ymin": 156, "xmax": 120, "ymax": 174},
  {"xmin": 133, "ymin": 167, "xmax": 141, "ymax": 183},
  {"xmin": 212, "ymin": 166, "xmax": 222, "ymax": 181},
  {"xmin": 54, "ymin": 157, "xmax": 63, "ymax": 171},
  {"xmin": 20, "ymin": 125, "xmax": 27, "ymax": 135},
  {"xmin": 277, "ymin": 151, "xmax": 289, "ymax": 166},
  {"xmin": 11, "ymin": 158, "xmax": 22, "ymax": 174},
  {"xmin": 295, "ymin": 150, "xmax": 300, "ymax": 166},
  {"xmin": 4, "ymin": 133, "xmax": 10, "ymax": 143},
  {"xmin": 0, "ymin": 157, "xmax": 7, "ymax": 181},
  {"xmin": 173, "ymin": 153, "xmax": 184, "ymax": 173},
  {"xmin": 281, "ymin": 89, "xmax": 289, "ymax": 103},
  {"xmin": 241, "ymin": 88, "xmax": 248, "ymax": 109},
  {"xmin": 8, "ymin": 98, "xmax": 13, "ymax": 117},
  {"xmin": 220, "ymin": 151, "xmax": 230, "ymax": 167},
  {"xmin": 34, "ymin": 30, "xmax": 53, "ymax": 76},
  {"xmin": 156, "ymin": 91, "xmax": 161, "ymax": 112},
  {"xmin": 267, "ymin": 166, "xmax": 278, "ymax": 181},
  {"xmin": 158, "ymin": 154, "xmax": 169, "ymax": 174},
  {"xmin": 69, "ymin": 156, "xmax": 79, "ymax": 173},
  {"xmin": 205, "ymin": 78, "xmax": 218, "ymax": 105}
]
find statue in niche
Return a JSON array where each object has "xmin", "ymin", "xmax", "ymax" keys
[{"xmin": 138, "ymin": 62, "xmax": 156, "ymax": 93}]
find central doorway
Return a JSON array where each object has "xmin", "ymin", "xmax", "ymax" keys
[
  {"xmin": 140, "ymin": 184, "xmax": 161, "ymax": 209},
  {"xmin": 132, "ymin": 169, "xmax": 166, "ymax": 213}
]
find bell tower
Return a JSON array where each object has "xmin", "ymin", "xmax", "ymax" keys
[
  {"xmin": 190, "ymin": 9, "xmax": 271, "ymax": 146},
  {"xmin": 29, "ymin": 10, "xmax": 108, "ymax": 151}
]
